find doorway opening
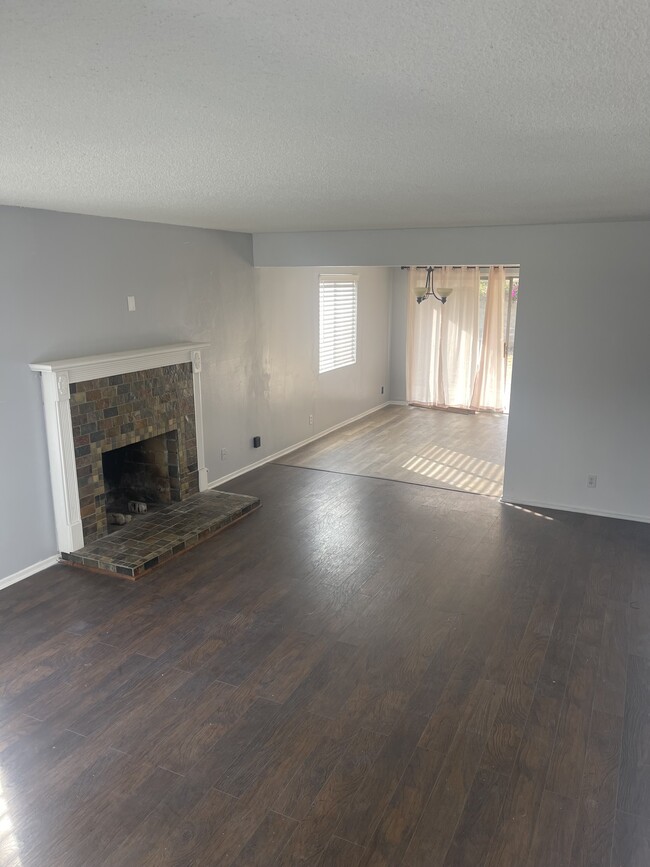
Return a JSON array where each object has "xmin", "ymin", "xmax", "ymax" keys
[
  {"xmin": 399, "ymin": 263, "xmax": 522, "ymax": 497},
  {"xmin": 273, "ymin": 263, "xmax": 520, "ymax": 501}
]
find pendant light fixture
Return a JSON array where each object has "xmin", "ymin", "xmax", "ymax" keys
[{"xmin": 412, "ymin": 266, "xmax": 454, "ymax": 305}]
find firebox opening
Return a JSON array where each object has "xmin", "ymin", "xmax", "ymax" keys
[{"xmin": 101, "ymin": 431, "xmax": 180, "ymax": 530}]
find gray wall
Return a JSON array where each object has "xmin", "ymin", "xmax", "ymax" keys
[
  {"xmin": 1, "ymin": 207, "xmax": 391, "ymax": 579},
  {"xmin": 253, "ymin": 220, "xmax": 650, "ymax": 523},
  {"xmin": 255, "ymin": 266, "xmax": 391, "ymax": 446}
]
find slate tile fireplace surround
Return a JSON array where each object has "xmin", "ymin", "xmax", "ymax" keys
[
  {"xmin": 70, "ymin": 364, "xmax": 198, "ymax": 542},
  {"xmin": 30, "ymin": 344, "xmax": 210, "ymax": 555}
]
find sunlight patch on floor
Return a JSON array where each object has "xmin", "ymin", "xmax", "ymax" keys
[
  {"xmin": 0, "ymin": 769, "xmax": 22, "ymax": 867},
  {"xmin": 503, "ymin": 502, "xmax": 554, "ymax": 520},
  {"xmin": 401, "ymin": 444, "xmax": 504, "ymax": 496}
]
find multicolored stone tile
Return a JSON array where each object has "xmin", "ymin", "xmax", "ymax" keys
[
  {"xmin": 61, "ymin": 490, "xmax": 260, "ymax": 579},
  {"xmin": 69, "ymin": 363, "xmax": 198, "ymax": 542}
]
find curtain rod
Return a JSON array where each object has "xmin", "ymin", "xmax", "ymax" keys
[{"xmin": 400, "ymin": 265, "xmax": 519, "ymax": 270}]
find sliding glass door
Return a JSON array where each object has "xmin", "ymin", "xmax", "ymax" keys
[
  {"xmin": 478, "ymin": 268, "xmax": 519, "ymax": 412},
  {"xmin": 503, "ymin": 274, "xmax": 519, "ymax": 411}
]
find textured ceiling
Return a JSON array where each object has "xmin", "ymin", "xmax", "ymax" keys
[{"xmin": 1, "ymin": 1, "xmax": 649, "ymax": 232}]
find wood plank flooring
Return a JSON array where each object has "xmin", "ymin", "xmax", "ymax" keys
[
  {"xmin": 1, "ymin": 462, "xmax": 649, "ymax": 865},
  {"xmin": 276, "ymin": 404, "xmax": 507, "ymax": 497}
]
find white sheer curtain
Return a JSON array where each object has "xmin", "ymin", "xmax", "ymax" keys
[
  {"xmin": 406, "ymin": 265, "xmax": 506, "ymax": 412},
  {"xmin": 406, "ymin": 266, "xmax": 480, "ymax": 409},
  {"xmin": 471, "ymin": 266, "xmax": 506, "ymax": 411}
]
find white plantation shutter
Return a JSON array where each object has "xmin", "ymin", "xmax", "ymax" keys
[{"xmin": 319, "ymin": 275, "xmax": 358, "ymax": 373}]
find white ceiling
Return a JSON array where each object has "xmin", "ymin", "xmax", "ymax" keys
[{"xmin": 2, "ymin": 1, "xmax": 649, "ymax": 233}]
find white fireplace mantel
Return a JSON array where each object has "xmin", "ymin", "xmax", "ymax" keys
[{"xmin": 30, "ymin": 343, "xmax": 210, "ymax": 554}]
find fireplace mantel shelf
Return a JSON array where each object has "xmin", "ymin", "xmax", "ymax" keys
[
  {"xmin": 30, "ymin": 342, "xmax": 210, "ymax": 383},
  {"xmin": 30, "ymin": 342, "xmax": 210, "ymax": 554}
]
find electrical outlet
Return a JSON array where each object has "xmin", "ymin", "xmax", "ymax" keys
[
  {"xmin": 309, "ymin": 414, "xmax": 313, "ymax": 426},
  {"xmin": 587, "ymin": 474, "xmax": 597, "ymax": 488},
  {"xmin": 127, "ymin": 295, "xmax": 136, "ymax": 312},
  {"xmin": 220, "ymin": 448, "xmax": 228, "ymax": 460},
  {"xmin": 381, "ymin": 385, "xmax": 385, "ymax": 394}
]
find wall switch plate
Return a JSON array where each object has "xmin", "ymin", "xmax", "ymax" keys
[
  {"xmin": 127, "ymin": 295, "xmax": 136, "ymax": 312},
  {"xmin": 587, "ymin": 474, "xmax": 597, "ymax": 488},
  {"xmin": 381, "ymin": 385, "xmax": 385, "ymax": 394},
  {"xmin": 253, "ymin": 436, "xmax": 261, "ymax": 448},
  {"xmin": 220, "ymin": 448, "xmax": 228, "ymax": 460},
  {"xmin": 309, "ymin": 414, "xmax": 313, "ymax": 425}
]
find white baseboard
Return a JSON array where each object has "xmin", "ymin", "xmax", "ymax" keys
[
  {"xmin": 501, "ymin": 495, "xmax": 650, "ymax": 524},
  {"xmin": 1, "ymin": 555, "xmax": 60, "ymax": 592},
  {"xmin": 208, "ymin": 402, "xmax": 390, "ymax": 489}
]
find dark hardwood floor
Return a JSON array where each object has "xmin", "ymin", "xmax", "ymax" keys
[{"xmin": 1, "ymin": 462, "xmax": 649, "ymax": 865}]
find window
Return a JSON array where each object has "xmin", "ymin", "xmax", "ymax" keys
[{"xmin": 319, "ymin": 274, "xmax": 358, "ymax": 373}]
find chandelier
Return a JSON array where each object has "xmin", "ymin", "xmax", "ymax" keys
[{"xmin": 411, "ymin": 266, "xmax": 454, "ymax": 305}]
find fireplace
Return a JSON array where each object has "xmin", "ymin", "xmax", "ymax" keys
[
  {"xmin": 30, "ymin": 343, "xmax": 209, "ymax": 553},
  {"xmin": 102, "ymin": 430, "xmax": 179, "ymax": 526},
  {"xmin": 68, "ymin": 361, "xmax": 203, "ymax": 541}
]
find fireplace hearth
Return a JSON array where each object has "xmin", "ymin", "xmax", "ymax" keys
[{"xmin": 61, "ymin": 489, "xmax": 260, "ymax": 578}]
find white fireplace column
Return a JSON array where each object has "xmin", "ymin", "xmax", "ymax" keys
[
  {"xmin": 30, "ymin": 343, "xmax": 210, "ymax": 555},
  {"xmin": 191, "ymin": 349, "xmax": 209, "ymax": 492},
  {"xmin": 40, "ymin": 368, "xmax": 85, "ymax": 552}
]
